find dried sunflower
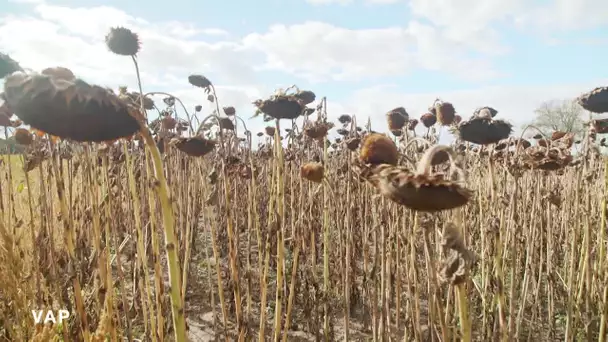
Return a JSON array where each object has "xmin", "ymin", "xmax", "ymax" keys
[
  {"xmin": 105, "ymin": 27, "xmax": 140, "ymax": 56},
  {"xmin": 354, "ymin": 145, "xmax": 472, "ymax": 212},
  {"xmin": 345, "ymin": 137, "xmax": 360, "ymax": 151},
  {"xmin": 456, "ymin": 116, "xmax": 512, "ymax": 145},
  {"xmin": 3, "ymin": 72, "xmax": 141, "ymax": 142},
  {"xmin": 224, "ymin": 106, "xmax": 236, "ymax": 116},
  {"xmin": 473, "ymin": 106, "xmax": 498, "ymax": 118},
  {"xmin": 434, "ymin": 100, "xmax": 456, "ymax": 125},
  {"xmin": 301, "ymin": 162, "xmax": 324, "ymax": 183},
  {"xmin": 521, "ymin": 146, "xmax": 572, "ymax": 171},
  {"xmin": 420, "ymin": 113, "xmax": 437, "ymax": 128},
  {"xmin": 265, "ymin": 126, "xmax": 276, "ymax": 136},
  {"xmin": 294, "ymin": 90, "xmax": 316, "ymax": 105},
  {"xmin": 254, "ymin": 94, "xmax": 305, "ymax": 120},
  {"xmin": 188, "ymin": 75, "xmax": 212, "ymax": 89},
  {"xmin": 592, "ymin": 118, "xmax": 608, "ymax": 134},
  {"xmin": 219, "ymin": 117, "xmax": 235, "ymax": 130},
  {"xmin": 304, "ymin": 121, "xmax": 333, "ymax": 140},
  {"xmin": 359, "ymin": 133, "xmax": 398, "ymax": 165},
  {"xmin": 0, "ymin": 52, "xmax": 23, "ymax": 78},
  {"xmin": 14, "ymin": 128, "xmax": 33, "ymax": 145},
  {"xmin": 172, "ymin": 136, "xmax": 215, "ymax": 157},
  {"xmin": 386, "ymin": 107, "xmax": 408, "ymax": 131},
  {"xmin": 338, "ymin": 114, "xmax": 351, "ymax": 124},
  {"xmin": 408, "ymin": 119, "xmax": 418, "ymax": 130},
  {"xmin": 577, "ymin": 87, "xmax": 608, "ymax": 113},
  {"xmin": 41, "ymin": 67, "xmax": 75, "ymax": 81}
]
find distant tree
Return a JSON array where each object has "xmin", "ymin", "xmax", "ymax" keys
[{"xmin": 530, "ymin": 99, "xmax": 585, "ymax": 136}]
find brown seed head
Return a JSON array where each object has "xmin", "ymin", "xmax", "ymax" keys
[
  {"xmin": 305, "ymin": 122, "xmax": 333, "ymax": 140},
  {"xmin": 161, "ymin": 116, "xmax": 177, "ymax": 130},
  {"xmin": 407, "ymin": 119, "xmax": 418, "ymax": 130},
  {"xmin": 420, "ymin": 113, "xmax": 437, "ymax": 128},
  {"xmin": 473, "ymin": 106, "xmax": 498, "ymax": 118},
  {"xmin": 551, "ymin": 131, "xmax": 567, "ymax": 140},
  {"xmin": 194, "ymin": 105, "xmax": 202, "ymax": 112},
  {"xmin": 294, "ymin": 90, "xmax": 316, "ymax": 105},
  {"xmin": 255, "ymin": 95, "xmax": 305, "ymax": 120},
  {"xmin": 457, "ymin": 116, "xmax": 512, "ymax": 145},
  {"xmin": 300, "ymin": 162, "xmax": 324, "ymax": 183},
  {"xmin": 265, "ymin": 126, "xmax": 276, "ymax": 136},
  {"xmin": 435, "ymin": 101, "xmax": 456, "ymax": 125},
  {"xmin": 219, "ymin": 117, "xmax": 235, "ymax": 130},
  {"xmin": 338, "ymin": 114, "xmax": 352, "ymax": 124},
  {"xmin": 173, "ymin": 136, "xmax": 215, "ymax": 157},
  {"xmin": 577, "ymin": 86, "xmax": 608, "ymax": 114},
  {"xmin": 359, "ymin": 133, "xmax": 398, "ymax": 165},
  {"xmin": 386, "ymin": 107, "xmax": 408, "ymax": 130},
  {"xmin": 224, "ymin": 106, "xmax": 236, "ymax": 116},
  {"xmin": 188, "ymin": 75, "xmax": 212, "ymax": 89},
  {"xmin": 41, "ymin": 67, "xmax": 75, "ymax": 81},
  {"xmin": 105, "ymin": 27, "xmax": 140, "ymax": 56},
  {"xmin": 345, "ymin": 137, "xmax": 360, "ymax": 151},
  {"xmin": 14, "ymin": 128, "xmax": 33, "ymax": 145},
  {"xmin": 1, "ymin": 53, "xmax": 23, "ymax": 79},
  {"xmin": 3, "ymin": 73, "xmax": 140, "ymax": 142}
]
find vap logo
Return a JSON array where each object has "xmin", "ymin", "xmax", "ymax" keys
[{"xmin": 32, "ymin": 309, "xmax": 70, "ymax": 324}]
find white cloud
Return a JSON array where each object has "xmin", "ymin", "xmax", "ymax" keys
[
  {"xmin": 365, "ymin": 0, "xmax": 402, "ymax": 4},
  {"xmin": 408, "ymin": 0, "xmax": 608, "ymax": 51},
  {"xmin": 305, "ymin": 0, "xmax": 353, "ymax": 5},
  {"xmin": 242, "ymin": 21, "xmax": 501, "ymax": 82},
  {"xmin": 1, "ymin": 1, "xmax": 605, "ymax": 143}
]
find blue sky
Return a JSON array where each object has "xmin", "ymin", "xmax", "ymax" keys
[{"xmin": 1, "ymin": 0, "xmax": 607, "ymax": 139}]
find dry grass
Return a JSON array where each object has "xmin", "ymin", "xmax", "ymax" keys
[{"xmin": 1, "ymin": 28, "xmax": 608, "ymax": 342}]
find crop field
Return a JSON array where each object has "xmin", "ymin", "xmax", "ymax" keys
[{"xmin": 1, "ymin": 27, "xmax": 608, "ymax": 342}]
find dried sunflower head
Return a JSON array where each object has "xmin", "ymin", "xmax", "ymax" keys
[
  {"xmin": 338, "ymin": 114, "xmax": 352, "ymax": 124},
  {"xmin": 224, "ymin": 106, "xmax": 236, "ymax": 116},
  {"xmin": 345, "ymin": 137, "xmax": 360, "ymax": 151},
  {"xmin": 456, "ymin": 116, "xmax": 512, "ymax": 145},
  {"xmin": 420, "ymin": 113, "xmax": 437, "ymax": 128},
  {"xmin": 14, "ymin": 128, "xmax": 33, "ymax": 145},
  {"xmin": 188, "ymin": 75, "xmax": 212, "ymax": 89},
  {"xmin": 254, "ymin": 94, "xmax": 305, "ymax": 120},
  {"xmin": 171, "ymin": 136, "xmax": 215, "ymax": 157},
  {"xmin": 105, "ymin": 27, "xmax": 140, "ymax": 56},
  {"xmin": 592, "ymin": 118, "xmax": 608, "ymax": 134},
  {"xmin": 521, "ymin": 146, "xmax": 572, "ymax": 171},
  {"xmin": 218, "ymin": 117, "xmax": 235, "ymax": 130},
  {"xmin": 407, "ymin": 119, "xmax": 418, "ymax": 130},
  {"xmin": 354, "ymin": 145, "xmax": 473, "ymax": 212},
  {"xmin": 3, "ymin": 72, "xmax": 141, "ymax": 142},
  {"xmin": 359, "ymin": 133, "xmax": 398, "ymax": 165},
  {"xmin": 434, "ymin": 100, "xmax": 456, "ymax": 125},
  {"xmin": 301, "ymin": 162, "xmax": 324, "ymax": 183},
  {"xmin": 577, "ymin": 87, "xmax": 608, "ymax": 114},
  {"xmin": 304, "ymin": 121, "xmax": 334, "ymax": 140},
  {"xmin": 41, "ymin": 67, "xmax": 75, "ymax": 81},
  {"xmin": 294, "ymin": 90, "xmax": 316, "ymax": 105},
  {"xmin": 0, "ymin": 52, "xmax": 23, "ymax": 78},
  {"xmin": 386, "ymin": 107, "xmax": 408, "ymax": 131},
  {"xmin": 265, "ymin": 126, "xmax": 276, "ymax": 136},
  {"xmin": 473, "ymin": 106, "xmax": 498, "ymax": 118}
]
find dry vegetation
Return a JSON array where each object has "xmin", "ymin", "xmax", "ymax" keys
[{"xmin": 1, "ymin": 27, "xmax": 608, "ymax": 342}]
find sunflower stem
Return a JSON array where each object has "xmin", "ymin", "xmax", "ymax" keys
[{"xmin": 132, "ymin": 55, "xmax": 186, "ymax": 342}]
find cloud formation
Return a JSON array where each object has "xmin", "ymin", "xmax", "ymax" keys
[{"xmin": 0, "ymin": 0, "xmax": 605, "ymax": 140}]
